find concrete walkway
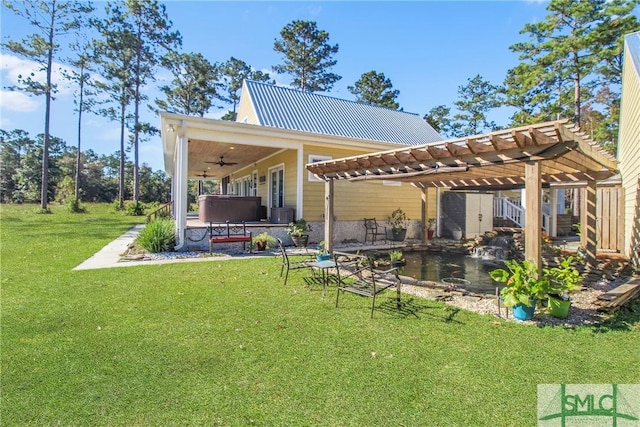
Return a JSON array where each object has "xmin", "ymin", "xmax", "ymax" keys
[
  {"xmin": 74, "ymin": 225, "xmax": 146, "ymax": 270},
  {"xmin": 73, "ymin": 224, "xmax": 275, "ymax": 271}
]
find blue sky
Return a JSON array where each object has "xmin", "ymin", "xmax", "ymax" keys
[{"xmin": 0, "ymin": 1, "xmax": 553, "ymax": 172}]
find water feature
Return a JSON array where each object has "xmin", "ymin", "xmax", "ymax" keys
[
  {"xmin": 366, "ymin": 236, "xmax": 516, "ymax": 294},
  {"xmin": 469, "ymin": 236, "xmax": 515, "ymax": 260},
  {"xmin": 396, "ymin": 251, "xmax": 502, "ymax": 294}
]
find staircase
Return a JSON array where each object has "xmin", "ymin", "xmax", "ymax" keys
[{"xmin": 493, "ymin": 197, "xmax": 550, "ymax": 233}]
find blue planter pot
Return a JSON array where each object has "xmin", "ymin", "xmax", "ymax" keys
[
  {"xmin": 512, "ymin": 301, "xmax": 536, "ymax": 321},
  {"xmin": 316, "ymin": 254, "xmax": 331, "ymax": 261}
]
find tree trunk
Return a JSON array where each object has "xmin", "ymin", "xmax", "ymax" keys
[
  {"xmin": 74, "ymin": 65, "xmax": 84, "ymax": 202},
  {"xmin": 118, "ymin": 100, "xmax": 125, "ymax": 210}
]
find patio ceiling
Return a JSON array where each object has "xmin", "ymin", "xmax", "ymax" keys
[
  {"xmin": 186, "ymin": 138, "xmax": 279, "ymax": 179},
  {"xmin": 306, "ymin": 119, "xmax": 618, "ymax": 189}
]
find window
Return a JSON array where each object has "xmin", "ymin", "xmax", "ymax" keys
[{"xmin": 308, "ymin": 155, "xmax": 332, "ymax": 181}]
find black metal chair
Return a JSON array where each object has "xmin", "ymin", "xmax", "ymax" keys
[
  {"xmin": 277, "ymin": 238, "xmax": 314, "ymax": 286},
  {"xmin": 363, "ymin": 218, "xmax": 386, "ymax": 244},
  {"xmin": 334, "ymin": 252, "xmax": 401, "ymax": 318}
]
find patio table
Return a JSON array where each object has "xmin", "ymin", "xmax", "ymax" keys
[{"xmin": 306, "ymin": 259, "xmax": 337, "ymax": 297}]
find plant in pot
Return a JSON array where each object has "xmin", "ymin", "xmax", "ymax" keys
[
  {"xmin": 489, "ymin": 259, "xmax": 547, "ymax": 321},
  {"xmin": 388, "ymin": 208, "xmax": 409, "ymax": 241},
  {"xmin": 316, "ymin": 240, "xmax": 331, "ymax": 261},
  {"xmin": 542, "ymin": 256, "xmax": 582, "ymax": 319},
  {"xmin": 252, "ymin": 232, "xmax": 276, "ymax": 251},
  {"xmin": 286, "ymin": 218, "xmax": 311, "ymax": 247}
]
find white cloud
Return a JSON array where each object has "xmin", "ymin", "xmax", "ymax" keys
[
  {"xmin": 0, "ymin": 53, "xmax": 74, "ymax": 96},
  {"xmin": 0, "ymin": 90, "xmax": 41, "ymax": 112}
]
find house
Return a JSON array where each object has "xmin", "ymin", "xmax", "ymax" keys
[
  {"xmin": 618, "ymin": 31, "xmax": 640, "ymax": 268},
  {"xmin": 159, "ymin": 80, "xmax": 443, "ymax": 250}
]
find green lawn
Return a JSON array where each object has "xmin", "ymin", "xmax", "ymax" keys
[{"xmin": 2, "ymin": 204, "xmax": 639, "ymax": 426}]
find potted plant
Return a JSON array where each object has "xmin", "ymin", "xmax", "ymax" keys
[
  {"xmin": 286, "ymin": 218, "xmax": 311, "ymax": 247},
  {"xmin": 389, "ymin": 249, "xmax": 405, "ymax": 266},
  {"xmin": 542, "ymin": 256, "xmax": 582, "ymax": 318},
  {"xmin": 489, "ymin": 259, "xmax": 547, "ymax": 321},
  {"xmin": 427, "ymin": 218, "xmax": 436, "ymax": 240},
  {"xmin": 388, "ymin": 208, "xmax": 408, "ymax": 241},
  {"xmin": 252, "ymin": 232, "xmax": 276, "ymax": 251},
  {"xmin": 452, "ymin": 225, "xmax": 463, "ymax": 241},
  {"xmin": 316, "ymin": 240, "xmax": 331, "ymax": 261}
]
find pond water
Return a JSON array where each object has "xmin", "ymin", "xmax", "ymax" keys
[{"xmin": 396, "ymin": 251, "xmax": 503, "ymax": 294}]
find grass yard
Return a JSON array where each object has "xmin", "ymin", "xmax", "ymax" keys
[{"xmin": 1, "ymin": 203, "xmax": 639, "ymax": 426}]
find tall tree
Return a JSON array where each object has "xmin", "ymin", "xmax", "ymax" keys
[
  {"xmin": 219, "ymin": 57, "xmax": 273, "ymax": 121},
  {"xmin": 123, "ymin": 0, "xmax": 181, "ymax": 204},
  {"xmin": 156, "ymin": 52, "xmax": 221, "ymax": 117},
  {"xmin": 452, "ymin": 74, "xmax": 502, "ymax": 136},
  {"xmin": 63, "ymin": 37, "xmax": 98, "ymax": 207},
  {"xmin": 92, "ymin": 3, "xmax": 135, "ymax": 210},
  {"xmin": 423, "ymin": 105, "xmax": 457, "ymax": 137},
  {"xmin": 2, "ymin": 0, "xmax": 93, "ymax": 210},
  {"xmin": 273, "ymin": 20, "xmax": 341, "ymax": 92},
  {"xmin": 509, "ymin": 0, "xmax": 638, "ymax": 128},
  {"xmin": 348, "ymin": 71, "xmax": 400, "ymax": 109}
]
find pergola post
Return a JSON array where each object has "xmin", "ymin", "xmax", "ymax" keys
[
  {"xmin": 421, "ymin": 187, "xmax": 429, "ymax": 243},
  {"xmin": 324, "ymin": 179, "xmax": 335, "ymax": 254},
  {"xmin": 525, "ymin": 161, "xmax": 542, "ymax": 272},
  {"xmin": 581, "ymin": 180, "xmax": 598, "ymax": 268}
]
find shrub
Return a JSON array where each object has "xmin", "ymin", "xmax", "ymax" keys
[
  {"xmin": 67, "ymin": 198, "xmax": 87, "ymax": 214},
  {"xmin": 125, "ymin": 201, "xmax": 145, "ymax": 216},
  {"xmin": 136, "ymin": 219, "xmax": 176, "ymax": 253}
]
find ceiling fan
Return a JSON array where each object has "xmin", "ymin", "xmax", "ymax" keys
[
  {"xmin": 195, "ymin": 171, "xmax": 210, "ymax": 179},
  {"xmin": 206, "ymin": 156, "xmax": 238, "ymax": 167}
]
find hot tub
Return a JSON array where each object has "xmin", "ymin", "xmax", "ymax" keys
[{"xmin": 198, "ymin": 195, "xmax": 262, "ymax": 222}]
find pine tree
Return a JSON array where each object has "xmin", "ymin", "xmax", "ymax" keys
[
  {"xmin": 2, "ymin": 0, "xmax": 93, "ymax": 210},
  {"xmin": 273, "ymin": 20, "xmax": 341, "ymax": 92},
  {"xmin": 219, "ymin": 57, "xmax": 273, "ymax": 121},
  {"xmin": 348, "ymin": 71, "xmax": 400, "ymax": 109}
]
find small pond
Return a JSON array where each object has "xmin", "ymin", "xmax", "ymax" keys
[{"xmin": 393, "ymin": 250, "xmax": 503, "ymax": 295}]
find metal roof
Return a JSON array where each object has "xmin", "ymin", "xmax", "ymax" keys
[{"xmin": 243, "ymin": 80, "xmax": 443, "ymax": 145}]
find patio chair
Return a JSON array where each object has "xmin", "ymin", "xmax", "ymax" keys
[
  {"xmin": 363, "ymin": 218, "xmax": 387, "ymax": 244},
  {"xmin": 334, "ymin": 251, "xmax": 401, "ymax": 318},
  {"xmin": 277, "ymin": 238, "xmax": 314, "ymax": 286}
]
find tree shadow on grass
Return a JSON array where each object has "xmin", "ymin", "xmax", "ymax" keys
[{"xmin": 376, "ymin": 297, "xmax": 463, "ymax": 324}]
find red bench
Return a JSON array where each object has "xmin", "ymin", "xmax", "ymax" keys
[{"xmin": 208, "ymin": 221, "xmax": 252, "ymax": 253}]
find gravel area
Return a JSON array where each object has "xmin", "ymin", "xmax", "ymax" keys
[{"xmin": 400, "ymin": 275, "xmax": 625, "ymax": 327}]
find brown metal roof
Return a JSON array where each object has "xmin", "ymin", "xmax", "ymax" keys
[{"xmin": 305, "ymin": 119, "xmax": 618, "ymax": 189}]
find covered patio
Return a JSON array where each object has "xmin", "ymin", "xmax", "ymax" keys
[{"xmin": 307, "ymin": 119, "xmax": 619, "ymax": 270}]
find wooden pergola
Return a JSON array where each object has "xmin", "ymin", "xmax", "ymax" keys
[{"xmin": 306, "ymin": 119, "xmax": 618, "ymax": 270}]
